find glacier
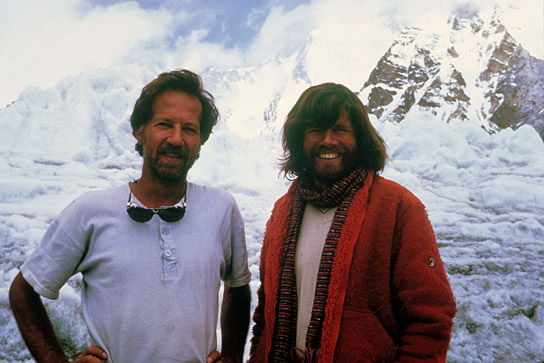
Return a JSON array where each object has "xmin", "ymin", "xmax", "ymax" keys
[
  {"xmin": 1, "ymin": 4, "xmax": 544, "ymax": 359},
  {"xmin": 0, "ymin": 62, "xmax": 542, "ymax": 362}
]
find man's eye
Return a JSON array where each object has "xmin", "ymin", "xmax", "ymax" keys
[{"xmin": 306, "ymin": 128, "xmax": 322, "ymax": 134}]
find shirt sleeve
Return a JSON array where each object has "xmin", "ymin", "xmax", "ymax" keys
[
  {"xmin": 222, "ymin": 197, "xmax": 251, "ymax": 287},
  {"xmin": 20, "ymin": 198, "xmax": 89, "ymax": 300}
]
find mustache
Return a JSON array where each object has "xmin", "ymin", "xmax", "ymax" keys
[
  {"xmin": 313, "ymin": 145, "xmax": 340, "ymax": 154},
  {"xmin": 158, "ymin": 145, "xmax": 186, "ymax": 158}
]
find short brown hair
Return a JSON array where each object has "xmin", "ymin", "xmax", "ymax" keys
[
  {"xmin": 130, "ymin": 69, "xmax": 219, "ymax": 156},
  {"xmin": 280, "ymin": 82, "xmax": 387, "ymax": 179}
]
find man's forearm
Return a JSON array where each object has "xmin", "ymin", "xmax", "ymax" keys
[
  {"xmin": 9, "ymin": 272, "xmax": 69, "ymax": 363},
  {"xmin": 220, "ymin": 284, "xmax": 251, "ymax": 362}
]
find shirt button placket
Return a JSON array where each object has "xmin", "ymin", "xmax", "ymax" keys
[{"xmin": 159, "ymin": 221, "xmax": 177, "ymax": 278}]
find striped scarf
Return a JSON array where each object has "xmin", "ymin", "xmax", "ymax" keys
[{"xmin": 271, "ymin": 166, "xmax": 367, "ymax": 362}]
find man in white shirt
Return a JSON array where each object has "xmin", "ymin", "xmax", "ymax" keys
[{"xmin": 9, "ymin": 69, "xmax": 251, "ymax": 363}]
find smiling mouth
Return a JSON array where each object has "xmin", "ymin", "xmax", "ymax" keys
[
  {"xmin": 317, "ymin": 153, "xmax": 340, "ymax": 160},
  {"xmin": 162, "ymin": 152, "xmax": 184, "ymax": 160}
]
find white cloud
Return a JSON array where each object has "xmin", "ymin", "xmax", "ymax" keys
[
  {"xmin": 167, "ymin": 32, "xmax": 245, "ymax": 71},
  {"xmin": 303, "ymin": 0, "xmax": 397, "ymax": 89},
  {"xmin": 246, "ymin": 8, "xmax": 267, "ymax": 30},
  {"xmin": 0, "ymin": 0, "xmax": 541, "ymax": 108},
  {"xmin": 245, "ymin": 3, "xmax": 316, "ymax": 64},
  {"xmin": 496, "ymin": 0, "xmax": 544, "ymax": 58},
  {"xmin": 0, "ymin": 0, "xmax": 173, "ymax": 107},
  {"xmin": 295, "ymin": 0, "xmax": 543, "ymax": 88},
  {"xmin": 378, "ymin": 0, "xmax": 543, "ymax": 58}
]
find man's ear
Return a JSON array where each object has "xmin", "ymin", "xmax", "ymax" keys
[{"xmin": 134, "ymin": 130, "xmax": 144, "ymax": 144}]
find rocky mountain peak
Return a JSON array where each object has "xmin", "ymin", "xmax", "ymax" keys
[{"xmin": 359, "ymin": 8, "xmax": 544, "ymax": 139}]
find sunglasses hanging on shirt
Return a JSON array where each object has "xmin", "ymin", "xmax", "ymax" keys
[{"xmin": 126, "ymin": 182, "xmax": 186, "ymax": 222}]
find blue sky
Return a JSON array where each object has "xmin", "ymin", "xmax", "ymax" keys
[
  {"xmin": 89, "ymin": 0, "xmax": 317, "ymax": 52},
  {"xmin": 0, "ymin": 0, "xmax": 542, "ymax": 107},
  {"xmin": 88, "ymin": 0, "xmax": 311, "ymax": 48}
]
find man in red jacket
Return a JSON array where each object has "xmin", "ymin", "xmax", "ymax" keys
[{"xmin": 249, "ymin": 83, "xmax": 456, "ymax": 362}]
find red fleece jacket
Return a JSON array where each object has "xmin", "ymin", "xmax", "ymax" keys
[{"xmin": 249, "ymin": 173, "xmax": 457, "ymax": 362}]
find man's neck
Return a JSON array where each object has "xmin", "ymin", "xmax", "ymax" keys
[
  {"xmin": 132, "ymin": 174, "xmax": 187, "ymax": 208},
  {"xmin": 313, "ymin": 178, "xmax": 332, "ymax": 193}
]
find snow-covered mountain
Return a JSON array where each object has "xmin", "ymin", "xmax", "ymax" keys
[
  {"xmin": 1, "ymin": 6, "xmax": 543, "ymax": 363},
  {"xmin": 359, "ymin": 8, "xmax": 544, "ymax": 139}
]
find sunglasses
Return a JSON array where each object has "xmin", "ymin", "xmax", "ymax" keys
[{"xmin": 126, "ymin": 184, "xmax": 186, "ymax": 223}]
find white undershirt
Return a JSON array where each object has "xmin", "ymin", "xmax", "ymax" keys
[{"xmin": 295, "ymin": 203, "xmax": 337, "ymax": 353}]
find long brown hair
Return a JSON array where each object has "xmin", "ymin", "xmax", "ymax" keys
[{"xmin": 280, "ymin": 82, "xmax": 387, "ymax": 179}]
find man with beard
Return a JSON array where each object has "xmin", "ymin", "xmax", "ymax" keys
[
  {"xmin": 9, "ymin": 70, "xmax": 251, "ymax": 363},
  {"xmin": 249, "ymin": 83, "xmax": 456, "ymax": 362}
]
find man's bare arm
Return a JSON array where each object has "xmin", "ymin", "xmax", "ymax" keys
[
  {"xmin": 9, "ymin": 272, "xmax": 107, "ymax": 363},
  {"xmin": 216, "ymin": 284, "xmax": 250, "ymax": 363}
]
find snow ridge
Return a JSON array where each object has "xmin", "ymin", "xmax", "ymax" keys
[
  {"xmin": 359, "ymin": 7, "xmax": 544, "ymax": 139},
  {"xmin": 0, "ymin": 6, "xmax": 543, "ymax": 363}
]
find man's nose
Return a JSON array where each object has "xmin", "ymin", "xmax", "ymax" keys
[
  {"xmin": 321, "ymin": 129, "xmax": 336, "ymax": 145},
  {"xmin": 167, "ymin": 126, "xmax": 184, "ymax": 146}
]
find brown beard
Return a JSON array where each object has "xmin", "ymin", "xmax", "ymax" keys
[
  {"xmin": 303, "ymin": 145, "xmax": 360, "ymax": 187},
  {"xmin": 145, "ymin": 144, "xmax": 196, "ymax": 185}
]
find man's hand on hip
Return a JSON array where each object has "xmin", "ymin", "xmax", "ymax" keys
[
  {"xmin": 207, "ymin": 350, "xmax": 239, "ymax": 363},
  {"xmin": 71, "ymin": 346, "xmax": 108, "ymax": 362}
]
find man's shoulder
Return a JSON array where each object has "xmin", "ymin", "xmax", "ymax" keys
[
  {"xmin": 64, "ymin": 184, "xmax": 127, "ymax": 213},
  {"xmin": 368, "ymin": 175, "xmax": 423, "ymax": 206},
  {"xmin": 75, "ymin": 184, "xmax": 127, "ymax": 204},
  {"xmin": 187, "ymin": 182, "xmax": 236, "ymax": 205},
  {"xmin": 371, "ymin": 175, "xmax": 408, "ymax": 191},
  {"xmin": 49, "ymin": 184, "xmax": 127, "ymax": 227}
]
